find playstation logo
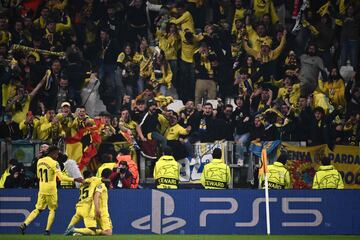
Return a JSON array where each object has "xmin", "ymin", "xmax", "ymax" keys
[{"xmin": 131, "ymin": 190, "xmax": 186, "ymax": 234}]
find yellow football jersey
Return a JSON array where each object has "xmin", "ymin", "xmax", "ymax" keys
[
  {"xmin": 37, "ymin": 156, "xmax": 74, "ymax": 195},
  {"xmin": 77, "ymin": 177, "xmax": 102, "ymax": 208}
]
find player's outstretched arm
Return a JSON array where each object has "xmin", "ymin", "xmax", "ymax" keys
[
  {"xmin": 74, "ymin": 177, "xmax": 84, "ymax": 184},
  {"xmin": 94, "ymin": 192, "xmax": 101, "ymax": 219}
]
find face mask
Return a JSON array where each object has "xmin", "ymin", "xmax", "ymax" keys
[{"xmin": 119, "ymin": 168, "xmax": 127, "ymax": 174}]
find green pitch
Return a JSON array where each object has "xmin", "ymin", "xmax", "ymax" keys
[{"xmin": 0, "ymin": 235, "xmax": 360, "ymax": 240}]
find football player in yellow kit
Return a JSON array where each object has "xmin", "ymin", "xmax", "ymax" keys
[
  {"xmin": 64, "ymin": 170, "xmax": 102, "ymax": 236},
  {"xmin": 65, "ymin": 168, "xmax": 113, "ymax": 236},
  {"xmin": 94, "ymin": 168, "xmax": 113, "ymax": 235},
  {"xmin": 19, "ymin": 146, "xmax": 83, "ymax": 235}
]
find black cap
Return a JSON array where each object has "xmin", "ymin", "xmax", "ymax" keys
[
  {"xmin": 101, "ymin": 168, "xmax": 112, "ymax": 178},
  {"xmin": 147, "ymin": 99, "xmax": 157, "ymax": 107}
]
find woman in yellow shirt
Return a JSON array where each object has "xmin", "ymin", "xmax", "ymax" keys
[
  {"xmin": 150, "ymin": 50, "xmax": 173, "ymax": 95},
  {"xmin": 318, "ymin": 67, "xmax": 346, "ymax": 109},
  {"xmin": 277, "ymin": 76, "xmax": 301, "ymax": 106},
  {"xmin": 133, "ymin": 38, "xmax": 153, "ymax": 94},
  {"xmin": 119, "ymin": 108, "xmax": 146, "ymax": 142},
  {"xmin": 117, "ymin": 43, "xmax": 138, "ymax": 98},
  {"xmin": 157, "ymin": 23, "xmax": 180, "ymax": 89}
]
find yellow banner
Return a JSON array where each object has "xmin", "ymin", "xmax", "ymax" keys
[
  {"xmin": 325, "ymin": 145, "xmax": 360, "ymax": 189},
  {"xmin": 281, "ymin": 143, "xmax": 360, "ymax": 189},
  {"xmin": 282, "ymin": 143, "xmax": 325, "ymax": 189}
]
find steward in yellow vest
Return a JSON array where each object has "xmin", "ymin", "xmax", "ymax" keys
[
  {"xmin": 260, "ymin": 152, "xmax": 291, "ymax": 189},
  {"xmin": 201, "ymin": 148, "xmax": 231, "ymax": 189},
  {"xmin": 153, "ymin": 147, "xmax": 180, "ymax": 189},
  {"xmin": 313, "ymin": 157, "xmax": 344, "ymax": 189}
]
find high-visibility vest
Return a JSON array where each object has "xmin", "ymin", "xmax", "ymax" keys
[{"xmin": 201, "ymin": 159, "xmax": 231, "ymax": 189}]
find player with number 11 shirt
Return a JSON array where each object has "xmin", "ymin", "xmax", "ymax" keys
[
  {"xmin": 19, "ymin": 146, "xmax": 83, "ymax": 235},
  {"xmin": 64, "ymin": 171, "xmax": 102, "ymax": 236}
]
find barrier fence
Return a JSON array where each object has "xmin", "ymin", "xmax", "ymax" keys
[
  {"xmin": 0, "ymin": 189, "xmax": 359, "ymax": 234},
  {"xmin": 1, "ymin": 140, "xmax": 359, "ymax": 189}
]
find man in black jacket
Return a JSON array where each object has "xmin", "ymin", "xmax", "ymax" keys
[
  {"xmin": 97, "ymin": 28, "xmax": 120, "ymax": 111},
  {"xmin": 293, "ymin": 96, "xmax": 313, "ymax": 141},
  {"xmin": 4, "ymin": 163, "xmax": 26, "ymax": 188},
  {"xmin": 0, "ymin": 114, "xmax": 22, "ymax": 140}
]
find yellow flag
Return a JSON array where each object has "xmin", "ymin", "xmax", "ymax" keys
[{"xmin": 259, "ymin": 148, "xmax": 268, "ymax": 177}]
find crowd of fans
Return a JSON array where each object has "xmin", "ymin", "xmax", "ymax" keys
[{"xmin": 0, "ymin": 0, "xmax": 359, "ymax": 188}]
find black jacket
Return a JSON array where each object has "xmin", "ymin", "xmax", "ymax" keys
[{"xmin": 0, "ymin": 121, "xmax": 22, "ymax": 140}]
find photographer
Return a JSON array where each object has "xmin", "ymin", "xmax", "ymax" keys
[
  {"xmin": 110, "ymin": 161, "xmax": 136, "ymax": 189},
  {"xmin": 4, "ymin": 162, "xmax": 26, "ymax": 188}
]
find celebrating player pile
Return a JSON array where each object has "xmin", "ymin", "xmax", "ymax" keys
[
  {"xmin": 64, "ymin": 168, "xmax": 113, "ymax": 236},
  {"xmin": 18, "ymin": 146, "xmax": 113, "ymax": 236}
]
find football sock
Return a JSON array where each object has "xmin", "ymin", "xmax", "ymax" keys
[
  {"xmin": 68, "ymin": 214, "xmax": 81, "ymax": 228},
  {"xmin": 74, "ymin": 228, "xmax": 96, "ymax": 235},
  {"xmin": 24, "ymin": 209, "xmax": 41, "ymax": 226},
  {"xmin": 45, "ymin": 210, "xmax": 55, "ymax": 231}
]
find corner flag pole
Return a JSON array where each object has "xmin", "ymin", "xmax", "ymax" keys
[
  {"xmin": 264, "ymin": 173, "xmax": 271, "ymax": 235},
  {"xmin": 261, "ymin": 149, "xmax": 271, "ymax": 235}
]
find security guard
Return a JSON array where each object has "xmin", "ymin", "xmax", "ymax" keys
[
  {"xmin": 260, "ymin": 152, "xmax": 292, "ymax": 189},
  {"xmin": 201, "ymin": 148, "xmax": 231, "ymax": 189},
  {"xmin": 153, "ymin": 147, "xmax": 180, "ymax": 189},
  {"xmin": 313, "ymin": 157, "xmax": 344, "ymax": 189}
]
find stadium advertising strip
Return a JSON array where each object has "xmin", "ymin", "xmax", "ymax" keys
[{"xmin": 0, "ymin": 189, "xmax": 359, "ymax": 234}]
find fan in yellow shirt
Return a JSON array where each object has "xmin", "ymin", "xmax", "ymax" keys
[
  {"xmin": 170, "ymin": 2, "xmax": 195, "ymax": 33},
  {"xmin": 245, "ymin": 15, "xmax": 273, "ymax": 52},
  {"xmin": 252, "ymin": 0, "xmax": 279, "ymax": 24},
  {"xmin": 150, "ymin": 49, "xmax": 173, "ymax": 95},
  {"xmin": 244, "ymin": 29, "xmax": 286, "ymax": 64},
  {"xmin": 157, "ymin": 23, "xmax": 180, "ymax": 61},
  {"xmin": 318, "ymin": 67, "xmax": 346, "ymax": 109},
  {"xmin": 231, "ymin": 0, "xmax": 246, "ymax": 34},
  {"xmin": 5, "ymin": 75, "xmax": 47, "ymax": 124},
  {"xmin": 179, "ymin": 29, "xmax": 203, "ymax": 63},
  {"xmin": 133, "ymin": 38, "xmax": 154, "ymax": 89},
  {"xmin": 277, "ymin": 76, "xmax": 301, "ymax": 106},
  {"xmin": 19, "ymin": 146, "xmax": 83, "ymax": 235},
  {"xmin": 165, "ymin": 113, "xmax": 190, "ymax": 141}
]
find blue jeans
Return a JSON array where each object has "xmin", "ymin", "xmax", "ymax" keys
[
  {"xmin": 234, "ymin": 133, "xmax": 250, "ymax": 145},
  {"xmin": 178, "ymin": 60, "xmax": 195, "ymax": 102},
  {"xmin": 340, "ymin": 40, "xmax": 359, "ymax": 68},
  {"xmin": 137, "ymin": 77, "xmax": 145, "ymax": 95},
  {"xmin": 169, "ymin": 60, "xmax": 178, "ymax": 89},
  {"xmin": 151, "ymin": 132, "xmax": 167, "ymax": 151},
  {"xmin": 98, "ymin": 63, "xmax": 117, "ymax": 97}
]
